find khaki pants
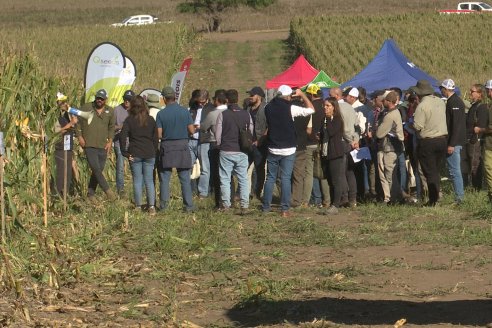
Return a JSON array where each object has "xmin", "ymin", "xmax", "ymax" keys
[
  {"xmin": 484, "ymin": 149, "xmax": 492, "ymax": 197},
  {"xmin": 377, "ymin": 151, "xmax": 401, "ymax": 202}
]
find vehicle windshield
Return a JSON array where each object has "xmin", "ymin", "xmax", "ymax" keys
[
  {"xmin": 480, "ymin": 2, "xmax": 492, "ymax": 9},
  {"xmin": 122, "ymin": 17, "xmax": 131, "ymax": 23}
]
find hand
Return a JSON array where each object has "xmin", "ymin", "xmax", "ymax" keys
[
  {"xmin": 474, "ymin": 126, "xmax": 482, "ymax": 134},
  {"xmin": 366, "ymin": 131, "xmax": 372, "ymax": 139},
  {"xmin": 128, "ymin": 155, "xmax": 134, "ymax": 163},
  {"xmin": 315, "ymin": 132, "xmax": 320, "ymax": 141},
  {"xmin": 352, "ymin": 141, "xmax": 360, "ymax": 150},
  {"xmin": 293, "ymin": 88, "xmax": 303, "ymax": 97},
  {"xmin": 78, "ymin": 136, "xmax": 86, "ymax": 148},
  {"xmin": 104, "ymin": 141, "xmax": 112, "ymax": 153},
  {"xmin": 447, "ymin": 146, "xmax": 455, "ymax": 155},
  {"xmin": 70, "ymin": 116, "xmax": 78, "ymax": 125}
]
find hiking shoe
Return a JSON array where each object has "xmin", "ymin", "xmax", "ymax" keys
[
  {"xmin": 148, "ymin": 206, "xmax": 156, "ymax": 216},
  {"xmin": 105, "ymin": 189, "xmax": 116, "ymax": 201},
  {"xmin": 281, "ymin": 211, "xmax": 290, "ymax": 218}
]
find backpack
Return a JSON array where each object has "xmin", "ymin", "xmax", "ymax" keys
[{"xmin": 231, "ymin": 111, "xmax": 254, "ymax": 154}]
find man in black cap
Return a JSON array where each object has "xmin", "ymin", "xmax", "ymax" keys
[
  {"xmin": 113, "ymin": 90, "xmax": 135, "ymax": 196},
  {"xmin": 244, "ymin": 86, "xmax": 267, "ymax": 199},
  {"xmin": 76, "ymin": 89, "xmax": 116, "ymax": 201},
  {"xmin": 412, "ymin": 80, "xmax": 448, "ymax": 206}
]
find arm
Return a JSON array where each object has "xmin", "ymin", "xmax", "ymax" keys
[
  {"xmin": 376, "ymin": 113, "xmax": 393, "ymax": 139},
  {"xmin": 152, "ymin": 121, "xmax": 159, "ymax": 152},
  {"xmin": 215, "ymin": 112, "xmax": 224, "ymax": 146},
  {"xmin": 119, "ymin": 119, "xmax": 130, "ymax": 158},
  {"xmin": 105, "ymin": 107, "xmax": 115, "ymax": 152}
]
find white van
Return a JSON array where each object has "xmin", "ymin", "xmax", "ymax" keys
[{"xmin": 111, "ymin": 15, "xmax": 158, "ymax": 27}]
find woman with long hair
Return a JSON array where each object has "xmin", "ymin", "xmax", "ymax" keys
[
  {"xmin": 320, "ymin": 97, "xmax": 345, "ymax": 214},
  {"xmin": 119, "ymin": 95, "xmax": 159, "ymax": 214}
]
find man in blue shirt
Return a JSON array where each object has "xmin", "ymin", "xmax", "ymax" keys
[{"xmin": 156, "ymin": 86, "xmax": 195, "ymax": 212}]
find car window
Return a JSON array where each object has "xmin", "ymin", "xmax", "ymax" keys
[
  {"xmin": 127, "ymin": 17, "xmax": 140, "ymax": 25},
  {"xmin": 459, "ymin": 3, "xmax": 468, "ymax": 9},
  {"xmin": 471, "ymin": 4, "xmax": 481, "ymax": 10},
  {"xmin": 480, "ymin": 2, "xmax": 492, "ymax": 9}
]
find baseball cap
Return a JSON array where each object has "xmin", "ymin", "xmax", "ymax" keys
[
  {"xmin": 306, "ymin": 84, "xmax": 320, "ymax": 95},
  {"xmin": 278, "ymin": 85, "xmax": 293, "ymax": 96},
  {"xmin": 247, "ymin": 86, "xmax": 265, "ymax": 98},
  {"xmin": 161, "ymin": 86, "xmax": 175, "ymax": 98},
  {"xmin": 123, "ymin": 90, "xmax": 135, "ymax": 101},
  {"xmin": 441, "ymin": 79, "xmax": 455, "ymax": 90},
  {"xmin": 56, "ymin": 92, "xmax": 67, "ymax": 102},
  {"xmin": 348, "ymin": 87, "xmax": 359, "ymax": 98},
  {"xmin": 95, "ymin": 89, "xmax": 107, "ymax": 100},
  {"xmin": 485, "ymin": 80, "xmax": 492, "ymax": 89}
]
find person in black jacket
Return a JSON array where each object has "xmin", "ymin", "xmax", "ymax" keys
[
  {"xmin": 440, "ymin": 79, "xmax": 466, "ymax": 204},
  {"xmin": 119, "ymin": 96, "xmax": 159, "ymax": 214},
  {"xmin": 464, "ymin": 84, "xmax": 489, "ymax": 190},
  {"xmin": 320, "ymin": 97, "xmax": 345, "ymax": 214}
]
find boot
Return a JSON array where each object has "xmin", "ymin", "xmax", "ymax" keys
[{"xmin": 105, "ymin": 189, "xmax": 116, "ymax": 201}]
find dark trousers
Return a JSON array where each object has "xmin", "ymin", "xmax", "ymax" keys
[
  {"xmin": 209, "ymin": 147, "xmax": 221, "ymax": 208},
  {"xmin": 252, "ymin": 144, "xmax": 267, "ymax": 198},
  {"xmin": 291, "ymin": 149, "xmax": 307, "ymax": 206},
  {"xmin": 341, "ymin": 153, "xmax": 357, "ymax": 203},
  {"xmin": 418, "ymin": 137, "xmax": 447, "ymax": 205},
  {"xmin": 462, "ymin": 142, "xmax": 483, "ymax": 190},
  {"xmin": 85, "ymin": 147, "xmax": 110, "ymax": 195},
  {"xmin": 326, "ymin": 156, "xmax": 344, "ymax": 207},
  {"xmin": 55, "ymin": 149, "xmax": 73, "ymax": 196}
]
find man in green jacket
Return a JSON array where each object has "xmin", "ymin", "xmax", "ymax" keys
[{"xmin": 76, "ymin": 89, "xmax": 116, "ymax": 200}]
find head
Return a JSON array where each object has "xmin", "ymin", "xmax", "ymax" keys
[
  {"xmin": 329, "ymin": 87, "xmax": 343, "ymax": 101},
  {"xmin": 407, "ymin": 93, "xmax": 420, "ymax": 108},
  {"xmin": 56, "ymin": 92, "xmax": 68, "ymax": 111},
  {"xmin": 440, "ymin": 79, "xmax": 455, "ymax": 98},
  {"xmin": 413, "ymin": 80, "xmax": 434, "ymax": 98},
  {"xmin": 123, "ymin": 90, "xmax": 135, "ymax": 109},
  {"xmin": 389, "ymin": 87, "xmax": 402, "ymax": 103},
  {"xmin": 226, "ymin": 89, "xmax": 239, "ymax": 105},
  {"xmin": 358, "ymin": 87, "xmax": 367, "ymax": 104},
  {"xmin": 247, "ymin": 86, "xmax": 265, "ymax": 105},
  {"xmin": 484, "ymin": 80, "xmax": 492, "ymax": 100},
  {"xmin": 129, "ymin": 95, "xmax": 149, "ymax": 126},
  {"xmin": 196, "ymin": 89, "xmax": 209, "ymax": 107},
  {"xmin": 323, "ymin": 97, "xmax": 341, "ymax": 118},
  {"xmin": 276, "ymin": 85, "xmax": 293, "ymax": 101},
  {"xmin": 470, "ymin": 83, "xmax": 485, "ymax": 102},
  {"xmin": 213, "ymin": 89, "xmax": 227, "ymax": 106},
  {"xmin": 161, "ymin": 86, "xmax": 176, "ymax": 104},
  {"xmin": 383, "ymin": 91, "xmax": 398, "ymax": 110},
  {"xmin": 345, "ymin": 87, "xmax": 359, "ymax": 105},
  {"xmin": 94, "ymin": 89, "xmax": 107, "ymax": 109},
  {"xmin": 306, "ymin": 84, "xmax": 321, "ymax": 99},
  {"xmin": 145, "ymin": 93, "xmax": 161, "ymax": 109}
]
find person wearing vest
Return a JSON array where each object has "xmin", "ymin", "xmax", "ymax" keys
[
  {"xmin": 479, "ymin": 80, "xmax": 492, "ymax": 203},
  {"xmin": 54, "ymin": 93, "xmax": 78, "ymax": 197},
  {"xmin": 215, "ymin": 89, "xmax": 254, "ymax": 214},
  {"xmin": 304, "ymin": 84, "xmax": 330, "ymax": 208},
  {"xmin": 262, "ymin": 85, "xmax": 314, "ymax": 217}
]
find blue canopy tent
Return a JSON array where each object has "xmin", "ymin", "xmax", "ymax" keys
[{"xmin": 341, "ymin": 39, "xmax": 460, "ymax": 96}]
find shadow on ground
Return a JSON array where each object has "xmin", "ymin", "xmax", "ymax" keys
[{"xmin": 226, "ymin": 297, "xmax": 492, "ymax": 326}]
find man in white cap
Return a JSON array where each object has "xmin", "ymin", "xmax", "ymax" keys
[
  {"xmin": 475, "ymin": 80, "xmax": 492, "ymax": 202},
  {"xmin": 440, "ymin": 79, "xmax": 466, "ymax": 205},
  {"xmin": 262, "ymin": 85, "xmax": 314, "ymax": 217}
]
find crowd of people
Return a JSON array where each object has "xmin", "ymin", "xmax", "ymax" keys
[{"xmin": 53, "ymin": 78, "xmax": 492, "ymax": 217}]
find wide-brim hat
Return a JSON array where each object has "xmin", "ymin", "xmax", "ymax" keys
[
  {"xmin": 146, "ymin": 94, "xmax": 161, "ymax": 108},
  {"xmin": 413, "ymin": 80, "xmax": 434, "ymax": 96}
]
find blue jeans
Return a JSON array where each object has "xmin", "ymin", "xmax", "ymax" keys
[
  {"xmin": 447, "ymin": 145, "xmax": 464, "ymax": 202},
  {"xmin": 130, "ymin": 157, "xmax": 155, "ymax": 207},
  {"xmin": 397, "ymin": 151, "xmax": 407, "ymax": 192},
  {"xmin": 158, "ymin": 168, "xmax": 194, "ymax": 211},
  {"xmin": 113, "ymin": 144, "xmax": 125, "ymax": 192},
  {"xmin": 198, "ymin": 142, "xmax": 211, "ymax": 197},
  {"xmin": 219, "ymin": 152, "xmax": 249, "ymax": 208},
  {"xmin": 310, "ymin": 177, "xmax": 322, "ymax": 205},
  {"xmin": 262, "ymin": 152, "xmax": 296, "ymax": 212}
]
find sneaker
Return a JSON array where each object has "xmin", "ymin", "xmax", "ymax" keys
[
  {"xmin": 325, "ymin": 205, "xmax": 339, "ymax": 214},
  {"xmin": 148, "ymin": 206, "xmax": 156, "ymax": 216},
  {"xmin": 281, "ymin": 211, "xmax": 290, "ymax": 218}
]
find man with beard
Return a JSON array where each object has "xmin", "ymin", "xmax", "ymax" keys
[{"xmin": 76, "ymin": 89, "xmax": 116, "ymax": 201}]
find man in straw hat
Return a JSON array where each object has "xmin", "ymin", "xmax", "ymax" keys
[{"xmin": 412, "ymin": 80, "xmax": 447, "ymax": 206}]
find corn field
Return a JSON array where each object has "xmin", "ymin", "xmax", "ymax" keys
[{"xmin": 290, "ymin": 13, "xmax": 492, "ymax": 93}]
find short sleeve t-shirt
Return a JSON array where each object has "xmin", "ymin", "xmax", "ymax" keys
[{"xmin": 156, "ymin": 103, "xmax": 193, "ymax": 140}]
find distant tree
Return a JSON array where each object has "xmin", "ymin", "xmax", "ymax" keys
[{"xmin": 177, "ymin": 0, "xmax": 276, "ymax": 32}]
